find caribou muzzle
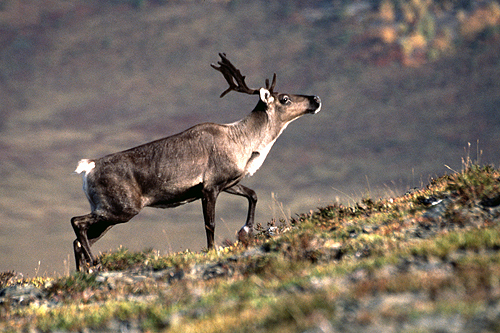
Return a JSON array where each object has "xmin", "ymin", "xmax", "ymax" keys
[{"xmin": 309, "ymin": 95, "xmax": 322, "ymax": 114}]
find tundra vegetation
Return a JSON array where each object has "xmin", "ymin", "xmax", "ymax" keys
[{"xmin": 2, "ymin": 162, "xmax": 500, "ymax": 332}]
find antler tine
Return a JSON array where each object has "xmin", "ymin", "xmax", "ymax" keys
[
  {"xmin": 265, "ymin": 73, "xmax": 277, "ymax": 93},
  {"xmin": 211, "ymin": 53, "xmax": 260, "ymax": 98}
]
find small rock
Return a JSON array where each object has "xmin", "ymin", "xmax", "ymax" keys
[
  {"xmin": 202, "ymin": 262, "xmax": 234, "ymax": 280},
  {"xmin": 480, "ymin": 195, "xmax": 500, "ymax": 208},
  {"xmin": 0, "ymin": 285, "xmax": 44, "ymax": 306},
  {"xmin": 266, "ymin": 226, "xmax": 279, "ymax": 237}
]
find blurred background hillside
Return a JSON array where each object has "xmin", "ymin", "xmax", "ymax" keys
[{"xmin": 0, "ymin": 0, "xmax": 499, "ymax": 275}]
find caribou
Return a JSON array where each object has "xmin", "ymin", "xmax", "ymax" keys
[{"xmin": 71, "ymin": 53, "xmax": 321, "ymax": 271}]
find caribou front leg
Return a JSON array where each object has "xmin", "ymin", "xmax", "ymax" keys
[
  {"xmin": 224, "ymin": 184, "xmax": 257, "ymax": 245},
  {"xmin": 202, "ymin": 188, "xmax": 220, "ymax": 249}
]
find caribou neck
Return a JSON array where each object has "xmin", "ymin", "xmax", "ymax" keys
[{"xmin": 229, "ymin": 102, "xmax": 282, "ymax": 151}]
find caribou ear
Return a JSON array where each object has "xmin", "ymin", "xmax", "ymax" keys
[{"xmin": 259, "ymin": 88, "xmax": 274, "ymax": 104}]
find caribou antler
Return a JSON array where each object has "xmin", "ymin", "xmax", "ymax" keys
[{"xmin": 211, "ymin": 53, "xmax": 277, "ymax": 98}]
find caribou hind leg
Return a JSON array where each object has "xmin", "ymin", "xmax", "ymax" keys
[
  {"xmin": 71, "ymin": 213, "xmax": 99, "ymax": 270},
  {"xmin": 73, "ymin": 239, "xmax": 87, "ymax": 272},
  {"xmin": 71, "ymin": 212, "xmax": 131, "ymax": 271}
]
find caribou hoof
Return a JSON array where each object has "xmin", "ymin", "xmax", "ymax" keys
[{"xmin": 237, "ymin": 226, "xmax": 253, "ymax": 246}]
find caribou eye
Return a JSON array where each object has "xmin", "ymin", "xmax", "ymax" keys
[{"xmin": 279, "ymin": 95, "xmax": 291, "ymax": 105}]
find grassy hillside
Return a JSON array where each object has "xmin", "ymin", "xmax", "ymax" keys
[{"xmin": 2, "ymin": 163, "xmax": 500, "ymax": 332}]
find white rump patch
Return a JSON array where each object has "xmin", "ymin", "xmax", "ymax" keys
[
  {"xmin": 74, "ymin": 159, "xmax": 95, "ymax": 175},
  {"xmin": 74, "ymin": 159, "xmax": 96, "ymax": 210}
]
